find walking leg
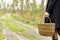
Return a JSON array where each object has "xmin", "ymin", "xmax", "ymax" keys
[{"xmin": 52, "ymin": 30, "xmax": 58, "ymax": 40}]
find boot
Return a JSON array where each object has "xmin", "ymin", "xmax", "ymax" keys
[
  {"xmin": 57, "ymin": 30, "xmax": 60, "ymax": 36},
  {"xmin": 52, "ymin": 30, "xmax": 58, "ymax": 40}
]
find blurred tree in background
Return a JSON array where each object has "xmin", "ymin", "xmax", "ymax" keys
[
  {"xmin": 20, "ymin": 0, "xmax": 24, "ymax": 15},
  {"xmin": 24, "ymin": 0, "xmax": 30, "ymax": 20},
  {"xmin": 0, "ymin": 0, "xmax": 46, "ymax": 24},
  {"xmin": 0, "ymin": 0, "xmax": 47, "ymax": 40},
  {"xmin": 32, "ymin": 0, "xmax": 37, "ymax": 21},
  {"xmin": 40, "ymin": 0, "xmax": 45, "ymax": 23}
]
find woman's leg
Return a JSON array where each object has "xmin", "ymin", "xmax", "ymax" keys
[
  {"xmin": 57, "ymin": 30, "xmax": 60, "ymax": 36},
  {"xmin": 52, "ymin": 30, "xmax": 58, "ymax": 40}
]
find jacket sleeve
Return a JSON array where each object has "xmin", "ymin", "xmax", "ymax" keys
[{"xmin": 46, "ymin": 0, "xmax": 56, "ymax": 13}]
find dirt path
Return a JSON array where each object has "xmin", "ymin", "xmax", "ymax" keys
[
  {"xmin": 13, "ymin": 20, "xmax": 52, "ymax": 40},
  {"xmin": 1, "ymin": 13, "xmax": 60, "ymax": 40},
  {"xmin": 1, "ymin": 18, "xmax": 52, "ymax": 40},
  {"xmin": 13, "ymin": 20, "xmax": 60, "ymax": 40},
  {"xmin": 2, "ymin": 28, "xmax": 29, "ymax": 40}
]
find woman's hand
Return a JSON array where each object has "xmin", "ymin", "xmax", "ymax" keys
[{"xmin": 44, "ymin": 12, "xmax": 49, "ymax": 18}]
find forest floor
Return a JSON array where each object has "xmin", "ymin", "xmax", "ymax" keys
[{"xmin": 0, "ymin": 13, "xmax": 60, "ymax": 40}]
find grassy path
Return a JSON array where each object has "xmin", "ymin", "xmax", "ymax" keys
[
  {"xmin": 0, "ymin": 19, "xmax": 3, "ymax": 40},
  {"xmin": 3, "ymin": 17, "xmax": 38, "ymax": 40},
  {"xmin": 1, "ymin": 14, "xmax": 38, "ymax": 40},
  {"xmin": 2, "ymin": 16, "xmax": 51, "ymax": 40},
  {"xmin": 2, "ymin": 18, "xmax": 29, "ymax": 40},
  {"xmin": 1, "ymin": 13, "xmax": 60, "ymax": 40}
]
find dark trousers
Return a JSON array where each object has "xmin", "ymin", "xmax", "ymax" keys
[{"xmin": 52, "ymin": 30, "xmax": 60, "ymax": 40}]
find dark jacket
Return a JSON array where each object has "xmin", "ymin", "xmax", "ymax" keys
[
  {"xmin": 46, "ymin": 0, "xmax": 57, "ymax": 13},
  {"xmin": 45, "ymin": 0, "xmax": 60, "ymax": 29}
]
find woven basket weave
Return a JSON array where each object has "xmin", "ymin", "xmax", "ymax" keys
[
  {"xmin": 38, "ymin": 23, "xmax": 55, "ymax": 36},
  {"xmin": 38, "ymin": 18, "xmax": 55, "ymax": 36}
]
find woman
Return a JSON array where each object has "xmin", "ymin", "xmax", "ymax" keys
[{"xmin": 44, "ymin": 0, "xmax": 60, "ymax": 40}]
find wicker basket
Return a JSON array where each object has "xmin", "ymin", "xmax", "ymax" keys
[{"xmin": 38, "ymin": 18, "xmax": 55, "ymax": 36}]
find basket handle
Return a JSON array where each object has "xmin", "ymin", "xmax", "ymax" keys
[
  {"xmin": 48, "ymin": 17, "xmax": 52, "ymax": 23},
  {"xmin": 45, "ymin": 17, "xmax": 52, "ymax": 23}
]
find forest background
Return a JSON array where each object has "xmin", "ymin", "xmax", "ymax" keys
[{"xmin": 0, "ymin": 0, "xmax": 48, "ymax": 40}]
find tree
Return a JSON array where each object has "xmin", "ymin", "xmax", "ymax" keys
[
  {"xmin": 31, "ymin": 0, "xmax": 37, "ymax": 21},
  {"xmin": 40, "ymin": 0, "xmax": 44, "ymax": 13},
  {"xmin": 40, "ymin": 0, "xmax": 45, "ymax": 23},
  {"xmin": 10, "ymin": 3, "xmax": 13, "ymax": 13},
  {"xmin": 14, "ymin": 0, "xmax": 19, "ymax": 12},
  {"xmin": 32, "ymin": 0, "xmax": 37, "ymax": 12},
  {"xmin": 13, "ymin": 0, "xmax": 15, "ymax": 13},
  {"xmin": 26, "ymin": 0, "xmax": 30, "ymax": 12},
  {"xmin": 14, "ymin": 0, "xmax": 18, "ymax": 6},
  {"xmin": 25, "ymin": 0, "xmax": 31, "ymax": 20},
  {"xmin": 0, "ymin": 3, "xmax": 1, "ymax": 10},
  {"xmin": 6, "ymin": 3, "xmax": 10, "ymax": 12},
  {"xmin": 20, "ymin": 0, "xmax": 24, "ymax": 14},
  {"xmin": 1, "ymin": 0, "xmax": 7, "ymax": 13}
]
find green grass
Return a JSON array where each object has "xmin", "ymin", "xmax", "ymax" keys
[
  {"xmin": 0, "ymin": 20, "xmax": 3, "ymax": 40},
  {"xmin": 2, "ymin": 16, "xmax": 38, "ymax": 40},
  {"xmin": 4, "ymin": 17, "xmax": 25, "ymax": 32},
  {"xmin": 12, "ymin": 15, "xmax": 38, "ymax": 27},
  {"xmin": 4, "ymin": 17, "xmax": 37, "ymax": 40},
  {"xmin": 16, "ymin": 31, "xmax": 37, "ymax": 40},
  {"xmin": 0, "ymin": 34, "xmax": 3, "ymax": 40},
  {"xmin": 6, "ymin": 18, "xmax": 36, "ymax": 40},
  {"xmin": 24, "ymin": 33, "xmax": 37, "ymax": 40}
]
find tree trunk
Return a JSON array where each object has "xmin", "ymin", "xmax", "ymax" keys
[
  {"xmin": 39, "ymin": 0, "xmax": 45, "ymax": 23},
  {"xmin": 20, "ymin": 0, "xmax": 24, "ymax": 14},
  {"xmin": 32, "ymin": 0, "xmax": 37, "ymax": 21},
  {"xmin": 13, "ymin": 0, "xmax": 15, "ymax": 13},
  {"xmin": 24, "ymin": 0, "xmax": 30, "ymax": 20}
]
